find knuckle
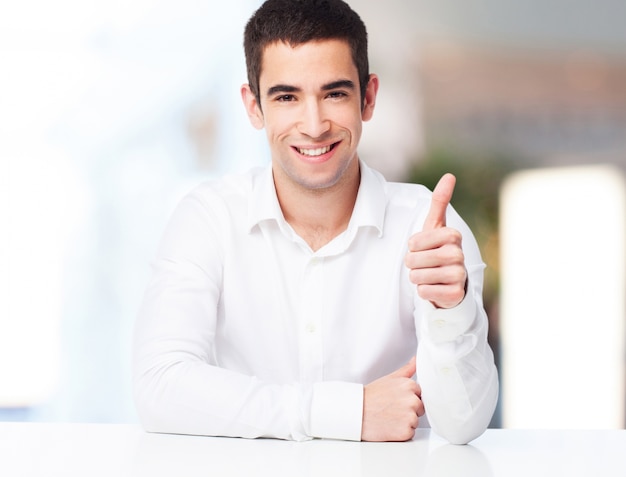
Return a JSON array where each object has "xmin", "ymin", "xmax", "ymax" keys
[
  {"xmin": 450, "ymin": 266, "xmax": 466, "ymax": 284},
  {"xmin": 440, "ymin": 244, "xmax": 464, "ymax": 263},
  {"xmin": 451, "ymin": 246, "xmax": 465, "ymax": 263},
  {"xmin": 402, "ymin": 426, "xmax": 417, "ymax": 441},
  {"xmin": 409, "ymin": 395, "xmax": 421, "ymax": 411},
  {"xmin": 446, "ymin": 228, "xmax": 462, "ymax": 244}
]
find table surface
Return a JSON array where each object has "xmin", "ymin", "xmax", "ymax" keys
[{"xmin": 1, "ymin": 423, "xmax": 625, "ymax": 477}]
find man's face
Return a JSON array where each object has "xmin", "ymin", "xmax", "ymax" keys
[{"xmin": 243, "ymin": 39, "xmax": 377, "ymax": 193}]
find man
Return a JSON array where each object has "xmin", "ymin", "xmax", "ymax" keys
[{"xmin": 133, "ymin": 0, "xmax": 498, "ymax": 444}]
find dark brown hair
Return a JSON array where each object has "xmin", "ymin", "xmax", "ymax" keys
[{"xmin": 244, "ymin": 0, "xmax": 369, "ymax": 106}]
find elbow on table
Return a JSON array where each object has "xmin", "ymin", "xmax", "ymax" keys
[
  {"xmin": 431, "ymin": 375, "xmax": 499, "ymax": 445},
  {"xmin": 133, "ymin": 385, "xmax": 201, "ymax": 437},
  {"xmin": 133, "ymin": 381, "xmax": 167, "ymax": 434},
  {"xmin": 131, "ymin": 363, "xmax": 185, "ymax": 435},
  {"xmin": 434, "ymin": 420, "xmax": 489, "ymax": 445}
]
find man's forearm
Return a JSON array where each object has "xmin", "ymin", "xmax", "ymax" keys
[{"xmin": 416, "ymin": 294, "xmax": 498, "ymax": 444}]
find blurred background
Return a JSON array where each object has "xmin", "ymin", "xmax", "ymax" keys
[{"xmin": 1, "ymin": 0, "xmax": 625, "ymax": 428}]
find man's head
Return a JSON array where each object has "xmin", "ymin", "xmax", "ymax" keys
[{"xmin": 244, "ymin": 0, "xmax": 369, "ymax": 107}]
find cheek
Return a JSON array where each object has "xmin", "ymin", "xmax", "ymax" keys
[
  {"xmin": 345, "ymin": 115, "xmax": 363, "ymax": 144},
  {"xmin": 264, "ymin": 109, "xmax": 298, "ymax": 140},
  {"xmin": 336, "ymin": 106, "xmax": 363, "ymax": 137}
]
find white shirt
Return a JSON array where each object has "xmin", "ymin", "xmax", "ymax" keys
[{"xmin": 132, "ymin": 161, "xmax": 498, "ymax": 444}]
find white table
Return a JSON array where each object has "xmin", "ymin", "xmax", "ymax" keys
[{"xmin": 1, "ymin": 423, "xmax": 625, "ymax": 476}]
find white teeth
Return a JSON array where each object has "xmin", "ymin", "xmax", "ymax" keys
[{"xmin": 298, "ymin": 145, "xmax": 331, "ymax": 157}]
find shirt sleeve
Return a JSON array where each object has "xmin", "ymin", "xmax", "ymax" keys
[
  {"xmin": 414, "ymin": 211, "xmax": 499, "ymax": 445},
  {"xmin": 132, "ymin": 190, "xmax": 363, "ymax": 442}
]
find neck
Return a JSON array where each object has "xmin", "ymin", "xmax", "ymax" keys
[{"xmin": 274, "ymin": 162, "xmax": 361, "ymax": 252}]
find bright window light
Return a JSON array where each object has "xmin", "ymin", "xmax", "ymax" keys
[
  {"xmin": 2, "ymin": 155, "xmax": 64, "ymax": 405},
  {"xmin": 500, "ymin": 164, "xmax": 626, "ymax": 429}
]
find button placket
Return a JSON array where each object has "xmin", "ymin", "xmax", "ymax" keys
[{"xmin": 298, "ymin": 255, "xmax": 324, "ymax": 382}]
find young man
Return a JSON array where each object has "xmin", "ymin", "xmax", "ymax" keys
[{"xmin": 133, "ymin": 0, "xmax": 498, "ymax": 444}]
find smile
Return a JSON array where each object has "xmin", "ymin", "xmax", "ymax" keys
[{"xmin": 296, "ymin": 144, "xmax": 335, "ymax": 157}]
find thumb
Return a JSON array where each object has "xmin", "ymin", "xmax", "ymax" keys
[
  {"xmin": 423, "ymin": 173, "xmax": 456, "ymax": 230},
  {"xmin": 389, "ymin": 356, "xmax": 416, "ymax": 378}
]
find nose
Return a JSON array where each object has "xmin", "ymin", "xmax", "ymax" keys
[{"xmin": 297, "ymin": 99, "xmax": 330, "ymax": 138}]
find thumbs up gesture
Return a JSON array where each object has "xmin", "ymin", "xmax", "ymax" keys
[{"xmin": 405, "ymin": 174, "xmax": 468, "ymax": 309}]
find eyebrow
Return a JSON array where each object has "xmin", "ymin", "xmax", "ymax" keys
[
  {"xmin": 266, "ymin": 84, "xmax": 300, "ymax": 96},
  {"xmin": 322, "ymin": 80, "xmax": 355, "ymax": 91},
  {"xmin": 266, "ymin": 79, "xmax": 355, "ymax": 97}
]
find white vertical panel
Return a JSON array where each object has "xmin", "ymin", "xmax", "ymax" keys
[
  {"xmin": 500, "ymin": 165, "xmax": 626, "ymax": 429},
  {"xmin": 0, "ymin": 153, "xmax": 78, "ymax": 407}
]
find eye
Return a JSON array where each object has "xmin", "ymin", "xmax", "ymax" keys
[
  {"xmin": 327, "ymin": 91, "xmax": 348, "ymax": 99},
  {"xmin": 276, "ymin": 94, "xmax": 296, "ymax": 102}
]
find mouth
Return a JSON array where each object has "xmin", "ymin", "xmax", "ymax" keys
[{"xmin": 295, "ymin": 142, "xmax": 338, "ymax": 157}]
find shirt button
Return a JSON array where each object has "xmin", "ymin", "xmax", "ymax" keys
[
  {"xmin": 305, "ymin": 323, "xmax": 317, "ymax": 333},
  {"xmin": 441, "ymin": 367, "xmax": 452, "ymax": 376},
  {"xmin": 434, "ymin": 319, "xmax": 446, "ymax": 328}
]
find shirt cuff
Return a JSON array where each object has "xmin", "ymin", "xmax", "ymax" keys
[
  {"xmin": 309, "ymin": 381, "xmax": 363, "ymax": 441},
  {"xmin": 423, "ymin": 290, "xmax": 477, "ymax": 343}
]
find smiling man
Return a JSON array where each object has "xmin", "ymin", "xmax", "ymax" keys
[
  {"xmin": 241, "ymin": 38, "xmax": 376, "ymax": 251},
  {"xmin": 133, "ymin": 0, "xmax": 498, "ymax": 444}
]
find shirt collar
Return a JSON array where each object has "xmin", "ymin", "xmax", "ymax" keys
[
  {"xmin": 247, "ymin": 164, "xmax": 284, "ymax": 233},
  {"xmin": 247, "ymin": 160, "xmax": 387, "ymax": 238},
  {"xmin": 348, "ymin": 160, "xmax": 386, "ymax": 237}
]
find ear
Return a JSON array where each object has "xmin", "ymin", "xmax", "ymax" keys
[
  {"xmin": 361, "ymin": 74, "xmax": 379, "ymax": 122},
  {"xmin": 241, "ymin": 84, "xmax": 264, "ymax": 130}
]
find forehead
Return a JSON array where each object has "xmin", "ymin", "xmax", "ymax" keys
[{"xmin": 259, "ymin": 39, "xmax": 358, "ymax": 89}]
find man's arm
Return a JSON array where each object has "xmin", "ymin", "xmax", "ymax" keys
[
  {"xmin": 132, "ymin": 191, "xmax": 365, "ymax": 441},
  {"xmin": 415, "ymin": 286, "xmax": 499, "ymax": 444},
  {"xmin": 360, "ymin": 297, "xmax": 497, "ymax": 444},
  {"xmin": 401, "ymin": 174, "xmax": 498, "ymax": 444}
]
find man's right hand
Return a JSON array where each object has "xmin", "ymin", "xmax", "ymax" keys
[{"xmin": 361, "ymin": 356, "xmax": 425, "ymax": 441}]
